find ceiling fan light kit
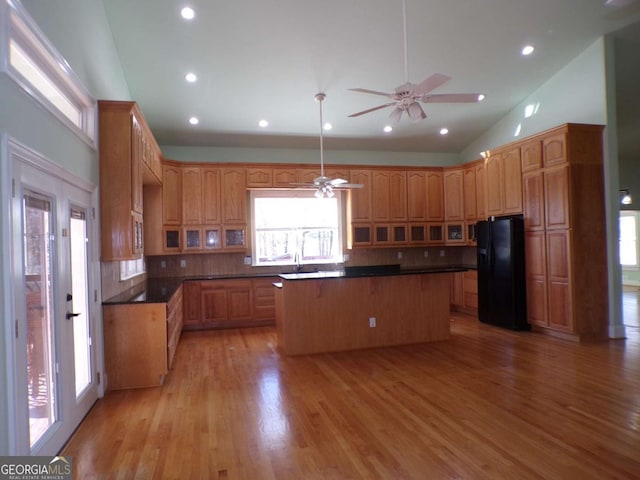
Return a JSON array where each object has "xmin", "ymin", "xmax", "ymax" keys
[{"xmin": 348, "ymin": 0, "xmax": 484, "ymax": 123}]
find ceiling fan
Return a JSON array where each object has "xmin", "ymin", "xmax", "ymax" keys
[
  {"xmin": 293, "ymin": 93, "xmax": 363, "ymax": 198},
  {"xmin": 348, "ymin": 0, "xmax": 485, "ymax": 123}
]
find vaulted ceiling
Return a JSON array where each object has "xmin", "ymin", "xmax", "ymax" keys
[{"xmin": 102, "ymin": 0, "xmax": 640, "ymax": 153}]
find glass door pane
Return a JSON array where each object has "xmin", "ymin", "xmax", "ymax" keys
[
  {"xmin": 23, "ymin": 192, "xmax": 58, "ymax": 448},
  {"xmin": 70, "ymin": 207, "xmax": 91, "ymax": 398}
]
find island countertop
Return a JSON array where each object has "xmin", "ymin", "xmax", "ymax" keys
[{"xmin": 279, "ymin": 265, "xmax": 468, "ymax": 281}]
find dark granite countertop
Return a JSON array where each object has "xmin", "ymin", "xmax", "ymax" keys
[
  {"xmin": 103, "ymin": 265, "xmax": 476, "ymax": 304},
  {"xmin": 279, "ymin": 265, "xmax": 469, "ymax": 281}
]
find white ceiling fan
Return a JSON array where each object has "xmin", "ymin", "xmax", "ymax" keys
[
  {"xmin": 293, "ymin": 93, "xmax": 363, "ymax": 198},
  {"xmin": 348, "ymin": 0, "xmax": 485, "ymax": 123}
]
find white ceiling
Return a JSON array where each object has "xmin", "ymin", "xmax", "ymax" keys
[{"xmin": 102, "ymin": 0, "xmax": 640, "ymax": 153}]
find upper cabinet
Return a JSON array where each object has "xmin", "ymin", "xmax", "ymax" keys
[
  {"xmin": 372, "ymin": 170, "xmax": 407, "ymax": 222},
  {"xmin": 426, "ymin": 171, "xmax": 444, "ymax": 221},
  {"xmin": 162, "ymin": 164, "xmax": 182, "ymax": 225},
  {"xmin": 349, "ymin": 170, "xmax": 373, "ymax": 222},
  {"xmin": 443, "ymin": 168, "xmax": 464, "ymax": 221},
  {"xmin": 485, "ymin": 146, "xmax": 522, "ymax": 217},
  {"xmin": 221, "ymin": 168, "xmax": 247, "ymax": 224},
  {"xmin": 98, "ymin": 100, "xmax": 162, "ymax": 261}
]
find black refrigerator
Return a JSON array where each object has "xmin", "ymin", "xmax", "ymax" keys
[{"xmin": 476, "ymin": 215, "xmax": 529, "ymax": 330}]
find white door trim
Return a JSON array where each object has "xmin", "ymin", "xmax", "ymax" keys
[{"xmin": 3, "ymin": 135, "xmax": 103, "ymax": 455}]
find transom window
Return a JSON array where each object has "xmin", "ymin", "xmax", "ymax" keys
[
  {"xmin": 1, "ymin": 0, "xmax": 96, "ymax": 146},
  {"xmin": 251, "ymin": 190, "xmax": 344, "ymax": 267}
]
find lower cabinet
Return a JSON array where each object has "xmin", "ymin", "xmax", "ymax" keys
[
  {"xmin": 450, "ymin": 270, "xmax": 478, "ymax": 315},
  {"xmin": 183, "ymin": 277, "xmax": 277, "ymax": 330},
  {"xmin": 103, "ymin": 285, "xmax": 183, "ymax": 390}
]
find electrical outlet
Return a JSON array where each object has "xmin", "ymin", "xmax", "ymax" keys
[
  {"xmin": 244, "ymin": 256, "xmax": 252, "ymax": 265},
  {"xmin": 440, "ymin": 250, "xmax": 445, "ymax": 257},
  {"xmin": 343, "ymin": 253, "xmax": 350, "ymax": 262},
  {"xmin": 369, "ymin": 317, "xmax": 376, "ymax": 328},
  {"xmin": 397, "ymin": 251, "xmax": 403, "ymax": 260},
  {"xmin": 160, "ymin": 260, "xmax": 166, "ymax": 268},
  {"xmin": 424, "ymin": 250, "xmax": 429, "ymax": 258},
  {"xmin": 180, "ymin": 259, "xmax": 186, "ymax": 268}
]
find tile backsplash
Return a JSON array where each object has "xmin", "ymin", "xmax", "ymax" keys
[{"xmin": 145, "ymin": 246, "xmax": 477, "ymax": 278}]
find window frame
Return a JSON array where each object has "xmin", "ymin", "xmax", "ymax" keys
[
  {"xmin": 250, "ymin": 189, "xmax": 345, "ymax": 267},
  {"xmin": 619, "ymin": 210, "xmax": 639, "ymax": 271},
  {"xmin": 1, "ymin": 0, "xmax": 97, "ymax": 148}
]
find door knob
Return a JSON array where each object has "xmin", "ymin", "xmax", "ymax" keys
[{"xmin": 66, "ymin": 312, "xmax": 81, "ymax": 320}]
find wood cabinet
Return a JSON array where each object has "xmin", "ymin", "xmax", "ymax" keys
[
  {"xmin": 246, "ymin": 167, "xmax": 272, "ymax": 188},
  {"xmin": 202, "ymin": 167, "xmax": 221, "ymax": 224},
  {"xmin": 521, "ymin": 139, "xmax": 542, "ymax": 173},
  {"xmin": 463, "ymin": 165, "xmax": 477, "ymax": 220},
  {"xmin": 273, "ymin": 168, "xmax": 297, "ymax": 187},
  {"xmin": 182, "ymin": 167, "xmax": 203, "ymax": 225},
  {"xmin": 524, "ymin": 230, "xmax": 547, "ymax": 327},
  {"xmin": 99, "ymin": 100, "xmax": 162, "ymax": 261},
  {"xmin": 162, "ymin": 164, "xmax": 182, "ymax": 225},
  {"xmin": 475, "ymin": 161, "xmax": 486, "ymax": 220},
  {"xmin": 502, "ymin": 147, "xmax": 523, "ymax": 214},
  {"xmin": 443, "ymin": 168, "xmax": 464, "ymax": 221},
  {"xmin": 130, "ymin": 115, "xmax": 144, "ymax": 215},
  {"xmin": 451, "ymin": 270, "xmax": 478, "ymax": 314},
  {"xmin": 372, "ymin": 170, "xmax": 407, "ymax": 222},
  {"xmin": 158, "ymin": 165, "xmax": 244, "ymax": 253},
  {"xmin": 407, "ymin": 171, "xmax": 427, "ymax": 221},
  {"xmin": 349, "ymin": 170, "xmax": 373, "ymax": 222},
  {"xmin": 485, "ymin": 154, "xmax": 504, "ymax": 217},
  {"xmin": 103, "ymin": 285, "xmax": 183, "ymax": 390},
  {"xmin": 426, "ymin": 171, "xmax": 444, "ymax": 221},
  {"xmin": 522, "ymin": 171, "xmax": 545, "ymax": 231},
  {"xmin": 221, "ymin": 168, "xmax": 247, "ymax": 224},
  {"xmin": 485, "ymin": 147, "xmax": 522, "ymax": 217},
  {"xmin": 183, "ymin": 281, "xmax": 201, "ymax": 328},
  {"xmin": 183, "ymin": 278, "xmax": 277, "ymax": 329},
  {"xmin": 521, "ymin": 124, "xmax": 607, "ymax": 340},
  {"xmin": 544, "ymin": 165, "xmax": 570, "ymax": 230}
]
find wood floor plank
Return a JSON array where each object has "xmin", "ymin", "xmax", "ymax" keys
[{"xmin": 62, "ymin": 315, "xmax": 640, "ymax": 479}]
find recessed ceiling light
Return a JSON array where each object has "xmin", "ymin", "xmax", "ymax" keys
[
  {"xmin": 522, "ymin": 45, "xmax": 535, "ymax": 56},
  {"xmin": 181, "ymin": 7, "xmax": 195, "ymax": 20},
  {"xmin": 189, "ymin": 116, "xmax": 199, "ymax": 125},
  {"xmin": 478, "ymin": 94, "xmax": 486, "ymax": 101},
  {"xmin": 185, "ymin": 72, "xmax": 197, "ymax": 83},
  {"xmin": 323, "ymin": 122, "xmax": 332, "ymax": 131},
  {"xmin": 383, "ymin": 125, "xmax": 393, "ymax": 133},
  {"xmin": 439, "ymin": 128, "xmax": 449, "ymax": 135},
  {"xmin": 258, "ymin": 119, "xmax": 269, "ymax": 128}
]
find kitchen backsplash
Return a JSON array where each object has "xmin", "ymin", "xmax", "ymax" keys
[
  {"xmin": 101, "ymin": 261, "xmax": 147, "ymax": 301},
  {"xmin": 144, "ymin": 246, "xmax": 477, "ymax": 278}
]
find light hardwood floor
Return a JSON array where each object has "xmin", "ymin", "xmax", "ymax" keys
[{"xmin": 62, "ymin": 314, "xmax": 640, "ymax": 479}]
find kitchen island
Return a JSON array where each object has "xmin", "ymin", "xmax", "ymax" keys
[{"xmin": 275, "ymin": 266, "xmax": 464, "ymax": 355}]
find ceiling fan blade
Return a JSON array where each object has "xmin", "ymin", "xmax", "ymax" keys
[
  {"xmin": 407, "ymin": 102, "xmax": 426, "ymax": 122},
  {"xmin": 329, "ymin": 178, "xmax": 348, "ymax": 186},
  {"xmin": 348, "ymin": 102, "xmax": 396, "ymax": 117},
  {"xmin": 333, "ymin": 183, "xmax": 364, "ymax": 189},
  {"xmin": 412, "ymin": 73, "xmax": 451, "ymax": 96},
  {"xmin": 422, "ymin": 93, "xmax": 484, "ymax": 103},
  {"xmin": 389, "ymin": 106, "xmax": 403, "ymax": 123},
  {"xmin": 349, "ymin": 88, "xmax": 394, "ymax": 98}
]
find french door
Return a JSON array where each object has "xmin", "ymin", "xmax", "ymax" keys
[{"xmin": 10, "ymin": 142, "xmax": 99, "ymax": 455}]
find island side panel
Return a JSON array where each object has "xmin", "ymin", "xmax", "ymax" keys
[{"xmin": 278, "ymin": 273, "xmax": 450, "ymax": 355}]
